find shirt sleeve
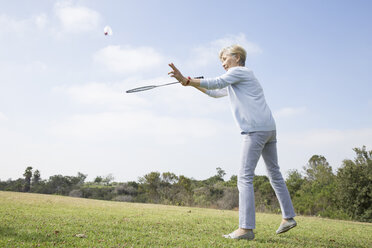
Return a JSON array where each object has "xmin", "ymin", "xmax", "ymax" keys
[
  {"xmin": 205, "ymin": 88, "xmax": 228, "ymax": 98},
  {"xmin": 200, "ymin": 67, "xmax": 243, "ymax": 90}
]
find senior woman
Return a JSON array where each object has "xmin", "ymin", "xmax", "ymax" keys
[{"xmin": 168, "ymin": 45, "xmax": 297, "ymax": 240}]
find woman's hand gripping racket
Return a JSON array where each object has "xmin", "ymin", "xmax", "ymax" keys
[{"xmin": 125, "ymin": 76, "xmax": 203, "ymax": 93}]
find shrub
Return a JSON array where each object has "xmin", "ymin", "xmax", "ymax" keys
[
  {"xmin": 113, "ymin": 195, "xmax": 133, "ymax": 202},
  {"xmin": 217, "ymin": 187, "xmax": 239, "ymax": 210},
  {"xmin": 69, "ymin": 189, "xmax": 83, "ymax": 198}
]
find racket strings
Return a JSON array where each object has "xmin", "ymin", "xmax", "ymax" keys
[
  {"xmin": 125, "ymin": 76, "xmax": 203, "ymax": 93},
  {"xmin": 126, "ymin": 85, "xmax": 157, "ymax": 93}
]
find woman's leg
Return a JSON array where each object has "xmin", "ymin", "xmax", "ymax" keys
[
  {"xmin": 261, "ymin": 131, "xmax": 296, "ymax": 219},
  {"xmin": 238, "ymin": 132, "xmax": 269, "ymax": 229}
]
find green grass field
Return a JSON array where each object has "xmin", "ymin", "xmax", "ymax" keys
[{"xmin": 0, "ymin": 191, "xmax": 371, "ymax": 247}]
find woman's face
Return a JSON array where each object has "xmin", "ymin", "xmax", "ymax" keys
[{"xmin": 221, "ymin": 52, "xmax": 240, "ymax": 71}]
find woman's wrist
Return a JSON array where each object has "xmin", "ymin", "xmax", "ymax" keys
[
  {"xmin": 181, "ymin": 76, "xmax": 188, "ymax": 85},
  {"xmin": 186, "ymin": 76, "xmax": 191, "ymax": 85},
  {"xmin": 180, "ymin": 76, "xmax": 200, "ymax": 87},
  {"xmin": 181, "ymin": 76, "xmax": 191, "ymax": 86}
]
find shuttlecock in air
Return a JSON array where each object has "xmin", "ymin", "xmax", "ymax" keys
[{"xmin": 104, "ymin": 26, "xmax": 113, "ymax": 36}]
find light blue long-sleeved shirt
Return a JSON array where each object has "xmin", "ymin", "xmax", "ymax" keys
[{"xmin": 200, "ymin": 66, "xmax": 276, "ymax": 133}]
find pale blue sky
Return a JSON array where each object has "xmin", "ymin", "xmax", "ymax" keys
[{"xmin": 1, "ymin": 0, "xmax": 371, "ymax": 182}]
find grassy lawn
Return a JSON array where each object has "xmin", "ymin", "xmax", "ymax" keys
[{"xmin": 0, "ymin": 191, "xmax": 371, "ymax": 247}]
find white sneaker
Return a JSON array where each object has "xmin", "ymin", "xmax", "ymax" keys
[
  {"xmin": 223, "ymin": 230, "xmax": 255, "ymax": 240},
  {"xmin": 276, "ymin": 218, "xmax": 297, "ymax": 234}
]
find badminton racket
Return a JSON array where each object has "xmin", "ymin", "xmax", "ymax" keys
[{"xmin": 126, "ymin": 76, "xmax": 204, "ymax": 93}]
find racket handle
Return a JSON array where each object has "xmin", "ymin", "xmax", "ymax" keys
[{"xmin": 194, "ymin": 76, "xmax": 204, "ymax": 79}]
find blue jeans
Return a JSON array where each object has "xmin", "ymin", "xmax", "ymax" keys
[{"xmin": 238, "ymin": 130, "xmax": 295, "ymax": 229}]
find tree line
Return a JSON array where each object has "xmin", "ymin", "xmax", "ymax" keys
[{"xmin": 1, "ymin": 146, "xmax": 371, "ymax": 222}]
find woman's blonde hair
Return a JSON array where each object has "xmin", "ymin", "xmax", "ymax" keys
[{"xmin": 219, "ymin": 44, "xmax": 247, "ymax": 66}]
